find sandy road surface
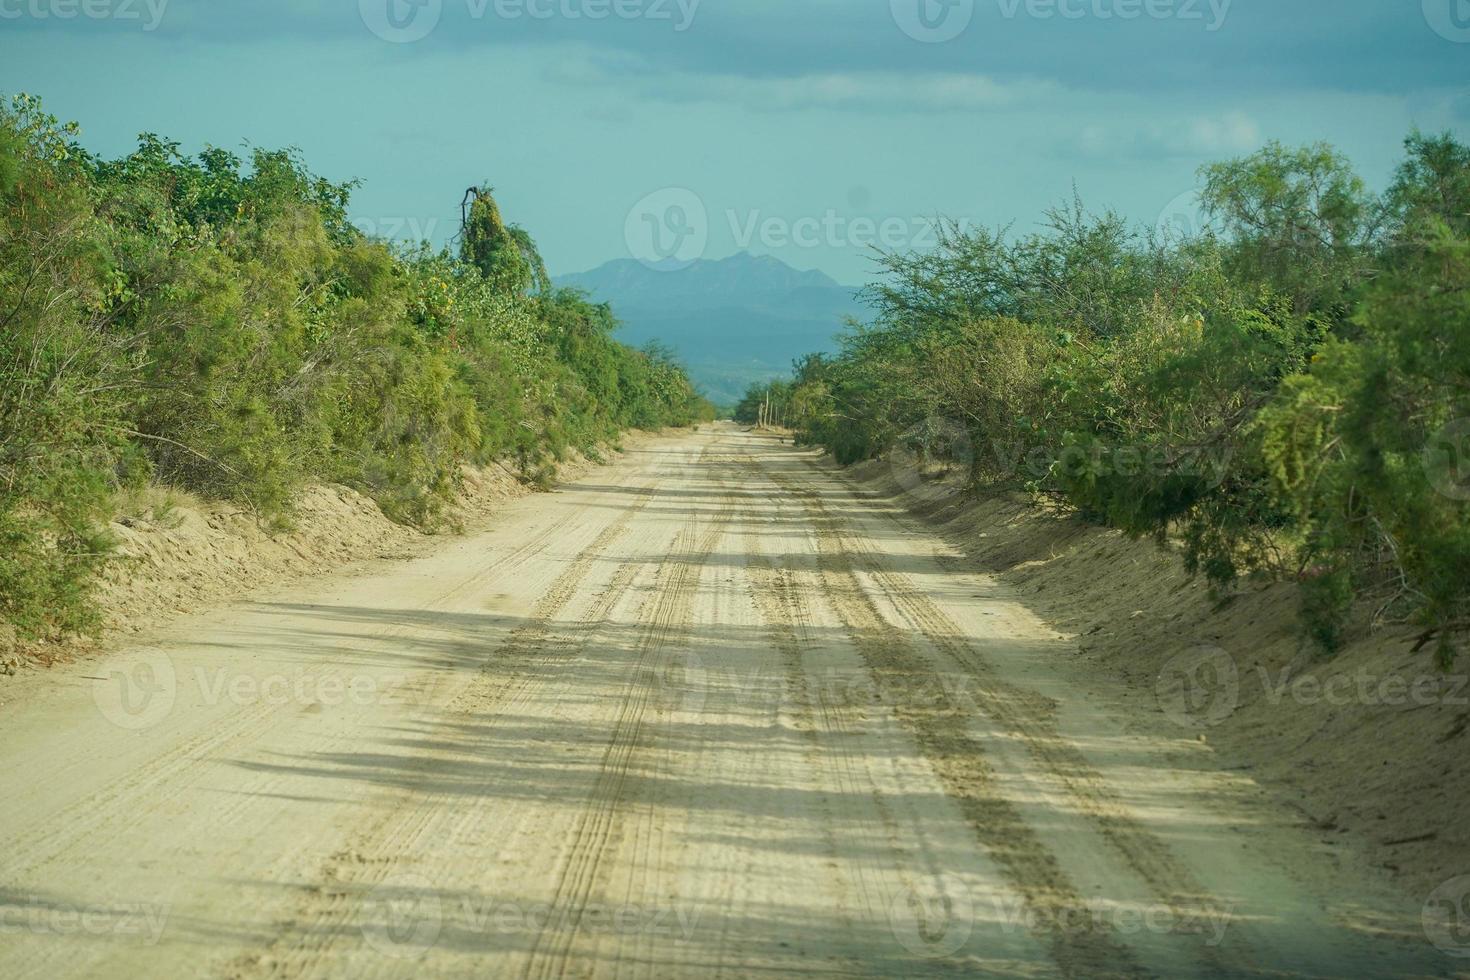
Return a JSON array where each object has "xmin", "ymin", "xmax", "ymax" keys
[{"xmin": 0, "ymin": 425, "xmax": 1456, "ymax": 978}]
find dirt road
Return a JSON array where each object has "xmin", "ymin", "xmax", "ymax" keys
[{"xmin": 0, "ymin": 426, "xmax": 1455, "ymax": 978}]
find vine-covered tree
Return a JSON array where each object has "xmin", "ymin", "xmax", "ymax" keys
[{"xmin": 460, "ymin": 186, "xmax": 532, "ymax": 295}]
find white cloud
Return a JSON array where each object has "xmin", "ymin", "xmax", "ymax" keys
[
  {"xmin": 546, "ymin": 52, "xmax": 1059, "ymax": 113},
  {"xmin": 1183, "ymin": 111, "xmax": 1262, "ymax": 154},
  {"xmin": 1070, "ymin": 110, "xmax": 1262, "ymax": 159},
  {"xmin": 681, "ymin": 71, "xmax": 1060, "ymax": 113}
]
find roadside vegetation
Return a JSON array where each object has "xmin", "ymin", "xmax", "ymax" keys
[
  {"xmin": 741, "ymin": 133, "xmax": 1470, "ymax": 660},
  {"xmin": 0, "ymin": 95, "xmax": 712, "ymax": 642}
]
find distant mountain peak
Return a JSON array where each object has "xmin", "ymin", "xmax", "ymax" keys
[
  {"xmin": 557, "ymin": 252, "xmax": 847, "ymax": 302},
  {"xmin": 722, "ymin": 250, "xmax": 798, "ymax": 267},
  {"xmin": 554, "ymin": 251, "xmax": 868, "ymax": 407}
]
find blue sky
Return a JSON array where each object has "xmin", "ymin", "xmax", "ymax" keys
[{"xmin": 2, "ymin": 0, "xmax": 1466, "ymax": 283}]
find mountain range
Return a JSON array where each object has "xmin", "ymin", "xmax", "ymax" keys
[{"xmin": 557, "ymin": 253, "xmax": 869, "ymax": 407}]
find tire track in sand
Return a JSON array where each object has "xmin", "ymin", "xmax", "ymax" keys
[
  {"xmin": 762, "ymin": 454, "xmax": 1247, "ymax": 977},
  {"xmin": 233, "ymin": 488, "xmax": 657, "ymax": 979},
  {"xmin": 742, "ymin": 455, "xmax": 1145, "ymax": 980},
  {"xmin": 783, "ymin": 452, "xmax": 1232, "ymax": 910},
  {"xmin": 519, "ymin": 455, "xmax": 735, "ymax": 980}
]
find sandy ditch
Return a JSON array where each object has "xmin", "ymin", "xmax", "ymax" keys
[
  {"xmin": 0, "ymin": 435, "xmax": 659, "ymax": 676},
  {"xmin": 838, "ymin": 450, "xmax": 1469, "ymax": 904}
]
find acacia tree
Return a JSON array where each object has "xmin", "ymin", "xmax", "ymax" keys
[
  {"xmin": 1382, "ymin": 131, "xmax": 1470, "ymax": 247},
  {"xmin": 1259, "ymin": 133, "xmax": 1470, "ymax": 655},
  {"xmin": 1200, "ymin": 142, "xmax": 1374, "ymax": 315}
]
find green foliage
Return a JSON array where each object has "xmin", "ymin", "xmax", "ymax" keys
[
  {"xmin": 0, "ymin": 95, "xmax": 130, "ymax": 637},
  {"xmin": 734, "ymin": 379, "xmax": 793, "ymax": 427},
  {"xmin": 460, "ymin": 187, "xmax": 532, "ymax": 296},
  {"xmin": 0, "ymin": 96, "xmax": 709, "ymax": 642},
  {"xmin": 1259, "ymin": 218, "xmax": 1470, "ymax": 657},
  {"xmin": 1052, "ymin": 297, "xmax": 1322, "ymax": 584},
  {"xmin": 1383, "ymin": 131, "xmax": 1470, "ymax": 241},
  {"xmin": 781, "ymin": 130, "xmax": 1470, "ymax": 657},
  {"xmin": 1199, "ymin": 141, "xmax": 1373, "ymax": 315}
]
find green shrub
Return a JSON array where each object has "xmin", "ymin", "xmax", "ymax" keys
[
  {"xmin": 0, "ymin": 96, "xmax": 130, "ymax": 637},
  {"xmin": 783, "ymin": 130, "xmax": 1470, "ymax": 656},
  {"xmin": 0, "ymin": 95, "xmax": 711, "ymax": 643},
  {"xmin": 1260, "ymin": 220, "xmax": 1470, "ymax": 657}
]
